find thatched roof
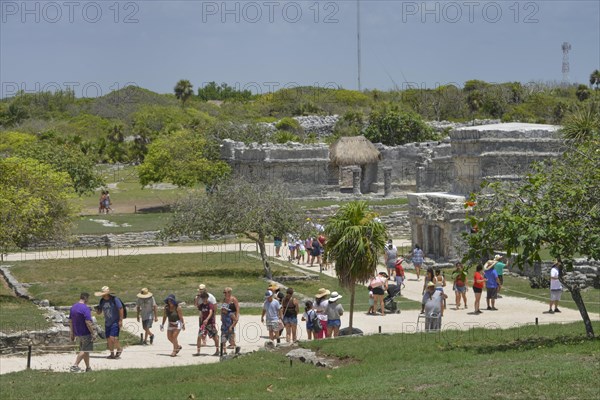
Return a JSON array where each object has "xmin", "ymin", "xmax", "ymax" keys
[{"xmin": 329, "ymin": 136, "xmax": 381, "ymax": 166}]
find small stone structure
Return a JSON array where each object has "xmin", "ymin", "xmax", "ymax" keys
[
  {"xmin": 221, "ymin": 138, "xmax": 448, "ymax": 196},
  {"xmin": 408, "ymin": 123, "xmax": 562, "ymax": 261}
]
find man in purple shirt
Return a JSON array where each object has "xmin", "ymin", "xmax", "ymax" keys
[{"xmin": 69, "ymin": 292, "xmax": 96, "ymax": 372}]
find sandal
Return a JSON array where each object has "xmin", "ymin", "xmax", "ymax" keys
[
  {"xmin": 115, "ymin": 350, "xmax": 122, "ymax": 358},
  {"xmin": 175, "ymin": 345, "xmax": 182, "ymax": 355},
  {"xmin": 170, "ymin": 352, "xmax": 177, "ymax": 357},
  {"xmin": 227, "ymin": 345, "xmax": 235, "ymax": 349}
]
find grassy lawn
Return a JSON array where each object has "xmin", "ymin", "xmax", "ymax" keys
[
  {"xmin": 73, "ymin": 213, "xmax": 173, "ymax": 235},
  {"xmin": 7, "ymin": 253, "xmax": 421, "ymax": 312},
  {"xmin": 501, "ymin": 275, "xmax": 600, "ymax": 316},
  {"xmin": 0, "ymin": 282, "xmax": 52, "ymax": 333},
  {"xmin": 1, "ymin": 322, "xmax": 598, "ymax": 399},
  {"xmin": 75, "ymin": 165, "xmax": 191, "ymax": 214}
]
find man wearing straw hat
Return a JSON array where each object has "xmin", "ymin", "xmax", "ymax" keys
[
  {"xmin": 95, "ymin": 286, "xmax": 124, "ymax": 359},
  {"xmin": 136, "ymin": 288, "xmax": 158, "ymax": 345}
]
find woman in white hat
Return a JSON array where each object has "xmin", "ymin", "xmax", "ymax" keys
[
  {"xmin": 314, "ymin": 288, "xmax": 330, "ymax": 339},
  {"xmin": 326, "ymin": 292, "xmax": 344, "ymax": 338}
]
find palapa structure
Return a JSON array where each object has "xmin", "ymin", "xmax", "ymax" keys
[{"xmin": 329, "ymin": 136, "xmax": 382, "ymax": 194}]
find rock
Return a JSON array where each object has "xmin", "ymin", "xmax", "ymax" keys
[
  {"xmin": 39, "ymin": 299, "xmax": 50, "ymax": 307},
  {"xmin": 264, "ymin": 340, "xmax": 275, "ymax": 350},
  {"xmin": 338, "ymin": 327, "xmax": 363, "ymax": 336}
]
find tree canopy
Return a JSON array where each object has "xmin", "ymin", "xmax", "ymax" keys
[
  {"xmin": 137, "ymin": 129, "xmax": 230, "ymax": 188},
  {"xmin": 0, "ymin": 157, "xmax": 77, "ymax": 257},
  {"xmin": 162, "ymin": 178, "xmax": 301, "ymax": 279}
]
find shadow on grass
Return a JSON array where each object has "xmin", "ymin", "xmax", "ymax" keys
[{"xmin": 445, "ymin": 335, "xmax": 600, "ymax": 354}]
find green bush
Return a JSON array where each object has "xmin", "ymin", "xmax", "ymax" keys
[
  {"xmin": 272, "ymin": 130, "xmax": 301, "ymax": 144},
  {"xmin": 275, "ymin": 117, "xmax": 303, "ymax": 134},
  {"xmin": 364, "ymin": 106, "xmax": 436, "ymax": 145}
]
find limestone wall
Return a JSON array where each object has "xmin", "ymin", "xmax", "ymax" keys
[{"xmin": 221, "ymin": 140, "xmax": 330, "ymax": 196}]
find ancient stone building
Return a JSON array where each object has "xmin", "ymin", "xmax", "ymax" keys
[
  {"xmin": 220, "ymin": 137, "xmax": 448, "ymax": 196},
  {"xmin": 408, "ymin": 122, "xmax": 562, "ymax": 261}
]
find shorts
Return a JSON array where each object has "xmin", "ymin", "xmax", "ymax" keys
[
  {"xmin": 105, "ymin": 322, "xmax": 120, "ymax": 338},
  {"xmin": 299, "ymin": 250, "xmax": 306, "ymax": 256},
  {"xmin": 199, "ymin": 323, "xmax": 218, "ymax": 338},
  {"xmin": 473, "ymin": 287, "xmax": 482, "ymax": 294},
  {"xmin": 327, "ymin": 319, "xmax": 341, "ymax": 328},
  {"xmin": 372, "ymin": 287, "xmax": 385, "ymax": 296},
  {"xmin": 142, "ymin": 319, "xmax": 153, "ymax": 329},
  {"xmin": 368, "ymin": 298, "xmax": 374, "ymax": 306},
  {"xmin": 550, "ymin": 289, "xmax": 562, "ymax": 301},
  {"xmin": 288, "ymin": 244, "xmax": 296, "ymax": 251},
  {"xmin": 486, "ymin": 287, "xmax": 498, "ymax": 299},
  {"xmin": 266, "ymin": 321, "xmax": 279, "ymax": 331},
  {"xmin": 310, "ymin": 248, "xmax": 320, "ymax": 257},
  {"xmin": 455, "ymin": 285, "xmax": 466, "ymax": 293},
  {"xmin": 498, "ymin": 275, "xmax": 504, "ymax": 285},
  {"xmin": 386, "ymin": 260, "xmax": 396, "ymax": 270},
  {"xmin": 168, "ymin": 321, "xmax": 182, "ymax": 331},
  {"xmin": 283, "ymin": 316, "xmax": 298, "ymax": 325},
  {"xmin": 274, "ymin": 240, "xmax": 282, "ymax": 247},
  {"xmin": 78, "ymin": 335, "xmax": 93, "ymax": 352}
]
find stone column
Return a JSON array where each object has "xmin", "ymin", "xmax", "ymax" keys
[
  {"xmin": 383, "ymin": 167, "xmax": 392, "ymax": 197},
  {"xmin": 352, "ymin": 167, "xmax": 362, "ymax": 195}
]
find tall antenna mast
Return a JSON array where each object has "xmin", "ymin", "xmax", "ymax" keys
[
  {"xmin": 357, "ymin": 0, "xmax": 362, "ymax": 91},
  {"xmin": 561, "ymin": 42, "xmax": 571, "ymax": 85}
]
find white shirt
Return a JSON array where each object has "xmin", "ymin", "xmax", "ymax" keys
[{"xmin": 550, "ymin": 266, "xmax": 562, "ymax": 291}]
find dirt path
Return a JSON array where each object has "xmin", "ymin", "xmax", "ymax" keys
[{"xmin": 1, "ymin": 241, "xmax": 597, "ymax": 375}]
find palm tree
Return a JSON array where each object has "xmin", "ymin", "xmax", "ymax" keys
[
  {"xmin": 589, "ymin": 69, "xmax": 600, "ymax": 90},
  {"xmin": 325, "ymin": 201, "xmax": 387, "ymax": 331},
  {"xmin": 575, "ymin": 84, "xmax": 591, "ymax": 102},
  {"xmin": 174, "ymin": 79, "xmax": 194, "ymax": 107}
]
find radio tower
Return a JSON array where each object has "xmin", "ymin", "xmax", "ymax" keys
[{"xmin": 561, "ymin": 42, "xmax": 571, "ymax": 85}]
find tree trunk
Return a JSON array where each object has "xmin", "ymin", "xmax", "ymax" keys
[
  {"xmin": 564, "ymin": 281, "xmax": 595, "ymax": 338},
  {"xmin": 349, "ymin": 282, "xmax": 355, "ymax": 330},
  {"xmin": 257, "ymin": 234, "xmax": 272, "ymax": 280}
]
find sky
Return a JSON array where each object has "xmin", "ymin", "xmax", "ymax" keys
[{"xmin": 1, "ymin": 0, "xmax": 599, "ymax": 98}]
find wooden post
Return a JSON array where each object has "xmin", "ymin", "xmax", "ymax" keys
[
  {"xmin": 535, "ymin": 318, "xmax": 538, "ymax": 326},
  {"xmin": 140, "ymin": 333, "xmax": 143, "ymax": 344},
  {"xmin": 27, "ymin": 345, "xmax": 32, "ymax": 369},
  {"xmin": 378, "ymin": 326, "xmax": 381, "ymax": 334}
]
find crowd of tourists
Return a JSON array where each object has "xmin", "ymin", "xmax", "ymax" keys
[{"xmin": 68, "ymin": 242, "xmax": 565, "ymax": 372}]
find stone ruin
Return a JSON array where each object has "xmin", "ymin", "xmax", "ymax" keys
[
  {"xmin": 220, "ymin": 138, "xmax": 448, "ymax": 197},
  {"xmin": 408, "ymin": 122, "xmax": 563, "ymax": 261}
]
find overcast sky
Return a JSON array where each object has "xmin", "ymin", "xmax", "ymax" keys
[{"xmin": 1, "ymin": 0, "xmax": 599, "ymax": 98}]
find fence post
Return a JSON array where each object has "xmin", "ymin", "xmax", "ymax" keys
[{"xmin": 27, "ymin": 345, "xmax": 32, "ymax": 369}]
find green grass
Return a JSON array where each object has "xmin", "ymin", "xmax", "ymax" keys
[
  {"xmin": 501, "ymin": 275, "xmax": 600, "ymax": 316},
  {"xmin": 73, "ymin": 213, "xmax": 173, "ymax": 235},
  {"xmin": 7, "ymin": 253, "xmax": 421, "ymax": 312},
  {"xmin": 75, "ymin": 165, "xmax": 192, "ymax": 214},
  {"xmin": 1, "ymin": 322, "xmax": 598, "ymax": 399},
  {"xmin": 0, "ymin": 282, "xmax": 52, "ymax": 332}
]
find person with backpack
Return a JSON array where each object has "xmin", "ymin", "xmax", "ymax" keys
[
  {"xmin": 301, "ymin": 300, "xmax": 320, "ymax": 340},
  {"xmin": 94, "ymin": 286, "xmax": 124, "ymax": 359}
]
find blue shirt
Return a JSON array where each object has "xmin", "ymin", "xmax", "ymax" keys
[
  {"xmin": 484, "ymin": 268, "xmax": 499, "ymax": 288},
  {"xmin": 98, "ymin": 296, "xmax": 123, "ymax": 327},
  {"xmin": 263, "ymin": 299, "xmax": 281, "ymax": 323}
]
